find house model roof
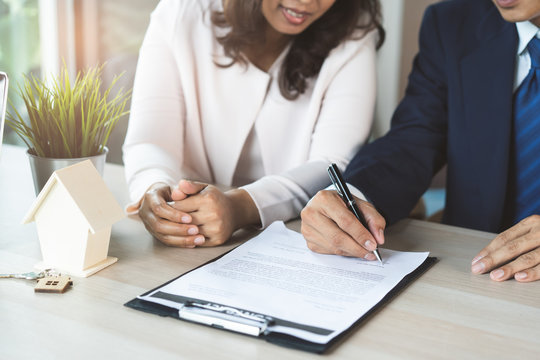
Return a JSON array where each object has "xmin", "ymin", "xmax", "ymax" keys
[{"xmin": 23, "ymin": 160, "xmax": 125, "ymax": 233}]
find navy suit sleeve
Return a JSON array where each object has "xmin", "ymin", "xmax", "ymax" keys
[{"xmin": 344, "ymin": 5, "xmax": 448, "ymax": 225}]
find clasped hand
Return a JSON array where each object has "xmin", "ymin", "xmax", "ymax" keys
[{"xmin": 139, "ymin": 180, "xmax": 259, "ymax": 247}]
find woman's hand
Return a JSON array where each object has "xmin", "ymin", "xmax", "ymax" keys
[
  {"xmin": 301, "ymin": 190, "xmax": 386, "ymax": 259},
  {"xmin": 471, "ymin": 215, "xmax": 540, "ymax": 282},
  {"xmin": 171, "ymin": 180, "xmax": 261, "ymax": 247},
  {"xmin": 138, "ymin": 182, "xmax": 204, "ymax": 248}
]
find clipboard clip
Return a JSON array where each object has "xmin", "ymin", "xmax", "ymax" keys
[{"xmin": 178, "ymin": 301, "xmax": 274, "ymax": 337}]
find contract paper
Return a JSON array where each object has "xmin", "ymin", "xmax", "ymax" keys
[{"xmin": 139, "ymin": 221, "xmax": 429, "ymax": 344}]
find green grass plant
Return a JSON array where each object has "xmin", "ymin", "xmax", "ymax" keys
[{"xmin": 6, "ymin": 65, "xmax": 131, "ymax": 158}]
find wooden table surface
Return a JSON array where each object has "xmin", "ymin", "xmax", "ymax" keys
[{"xmin": 1, "ymin": 144, "xmax": 539, "ymax": 359}]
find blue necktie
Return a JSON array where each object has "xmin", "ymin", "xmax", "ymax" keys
[{"xmin": 511, "ymin": 37, "xmax": 540, "ymax": 224}]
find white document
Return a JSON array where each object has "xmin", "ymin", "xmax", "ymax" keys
[{"xmin": 139, "ymin": 221, "xmax": 429, "ymax": 344}]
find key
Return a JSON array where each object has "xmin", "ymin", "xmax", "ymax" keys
[
  {"xmin": 0, "ymin": 269, "xmax": 54, "ymax": 280},
  {"xmin": 35, "ymin": 275, "xmax": 73, "ymax": 293}
]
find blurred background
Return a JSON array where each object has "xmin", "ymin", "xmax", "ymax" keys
[
  {"xmin": 0, "ymin": 0, "xmax": 159, "ymax": 163},
  {"xmin": 0, "ymin": 0, "xmax": 443, "ymax": 217}
]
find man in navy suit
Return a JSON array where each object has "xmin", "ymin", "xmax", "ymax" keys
[{"xmin": 301, "ymin": 0, "xmax": 540, "ymax": 282}]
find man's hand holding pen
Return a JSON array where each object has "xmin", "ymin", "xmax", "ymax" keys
[{"xmin": 300, "ymin": 165, "xmax": 386, "ymax": 260}]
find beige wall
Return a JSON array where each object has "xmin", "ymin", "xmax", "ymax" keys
[
  {"xmin": 399, "ymin": 0, "xmax": 440, "ymax": 97},
  {"xmin": 374, "ymin": 0, "xmax": 440, "ymax": 138}
]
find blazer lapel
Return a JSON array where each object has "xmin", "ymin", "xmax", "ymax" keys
[
  {"xmin": 459, "ymin": 6, "xmax": 518, "ymax": 230},
  {"xmin": 204, "ymin": 55, "xmax": 271, "ymax": 185}
]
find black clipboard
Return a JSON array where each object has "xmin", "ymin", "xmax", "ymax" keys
[{"xmin": 125, "ymin": 250, "xmax": 436, "ymax": 354}]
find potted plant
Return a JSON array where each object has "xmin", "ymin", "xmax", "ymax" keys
[{"xmin": 6, "ymin": 65, "xmax": 131, "ymax": 194}]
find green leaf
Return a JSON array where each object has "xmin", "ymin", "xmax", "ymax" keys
[{"xmin": 5, "ymin": 63, "xmax": 131, "ymax": 158}]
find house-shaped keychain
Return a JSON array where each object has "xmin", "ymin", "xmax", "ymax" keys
[{"xmin": 22, "ymin": 160, "xmax": 125, "ymax": 277}]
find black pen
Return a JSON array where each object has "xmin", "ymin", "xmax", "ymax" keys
[{"xmin": 327, "ymin": 163, "xmax": 383, "ymax": 265}]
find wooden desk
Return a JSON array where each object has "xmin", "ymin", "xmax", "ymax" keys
[{"xmin": 1, "ymin": 144, "xmax": 539, "ymax": 359}]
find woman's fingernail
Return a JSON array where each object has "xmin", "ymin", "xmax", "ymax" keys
[
  {"xmin": 515, "ymin": 272, "xmax": 528, "ymax": 280},
  {"xmin": 471, "ymin": 255, "xmax": 484, "ymax": 265},
  {"xmin": 364, "ymin": 240, "xmax": 375, "ymax": 250},
  {"xmin": 378, "ymin": 229, "xmax": 384, "ymax": 243},
  {"xmin": 471, "ymin": 261, "xmax": 485, "ymax": 274},
  {"xmin": 188, "ymin": 227, "xmax": 198, "ymax": 235},
  {"xmin": 364, "ymin": 253, "xmax": 376, "ymax": 260},
  {"xmin": 181, "ymin": 216, "xmax": 190, "ymax": 223},
  {"xmin": 194, "ymin": 236, "xmax": 205, "ymax": 245},
  {"xmin": 490, "ymin": 269, "xmax": 504, "ymax": 280}
]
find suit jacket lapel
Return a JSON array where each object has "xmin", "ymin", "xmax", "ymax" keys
[{"xmin": 459, "ymin": 6, "xmax": 517, "ymax": 230}]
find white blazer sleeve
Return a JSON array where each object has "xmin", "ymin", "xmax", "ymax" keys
[
  {"xmin": 241, "ymin": 31, "xmax": 377, "ymax": 228},
  {"xmin": 122, "ymin": 0, "xmax": 186, "ymax": 211}
]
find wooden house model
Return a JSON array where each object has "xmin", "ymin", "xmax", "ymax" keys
[{"xmin": 23, "ymin": 160, "xmax": 125, "ymax": 277}]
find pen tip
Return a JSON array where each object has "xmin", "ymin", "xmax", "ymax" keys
[{"xmin": 373, "ymin": 249, "xmax": 383, "ymax": 265}]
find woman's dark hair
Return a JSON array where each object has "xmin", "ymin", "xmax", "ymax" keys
[{"xmin": 211, "ymin": 0, "xmax": 385, "ymax": 100}]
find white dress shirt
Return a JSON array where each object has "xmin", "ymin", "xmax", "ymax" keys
[
  {"xmin": 514, "ymin": 21, "xmax": 540, "ymax": 90},
  {"xmin": 123, "ymin": 0, "xmax": 378, "ymax": 227}
]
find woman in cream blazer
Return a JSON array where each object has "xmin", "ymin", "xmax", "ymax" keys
[{"xmin": 123, "ymin": 0, "xmax": 383, "ymax": 247}]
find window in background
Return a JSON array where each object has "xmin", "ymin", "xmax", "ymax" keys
[
  {"xmin": 1, "ymin": 0, "xmax": 159, "ymax": 162},
  {"xmin": 0, "ymin": 0, "xmax": 41, "ymax": 146},
  {"xmin": 75, "ymin": 0, "xmax": 159, "ymax": 164}
]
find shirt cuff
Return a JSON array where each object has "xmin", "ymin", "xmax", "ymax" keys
[{"xmin": 241, "ymin": 176, "xmax": 308, "ymax": 229}]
